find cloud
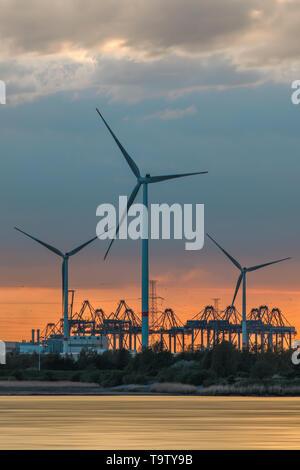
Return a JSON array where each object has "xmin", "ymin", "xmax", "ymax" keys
[
  {"xmin": 143, "ymin": 105, "xmax": 197, "ymax": 120},
  {"xmin": 2, "ymin": 52, "xmax": 262, "ymax": 105},
  {"xmin": 0, "ymin": 0, "xmax": 300, "ymax": 104},
  {"xmin": 0, "ymin": 0, "xmax": 270, "ymax": 56}
]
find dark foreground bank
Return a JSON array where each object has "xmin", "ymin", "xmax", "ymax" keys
[
  {"xmin": 0, "ymin": 341, "xmax": 299, "ymax": 395},
  {"xmin": 2, "ymin": 380, "xmax": 300, "ymax": 396}
]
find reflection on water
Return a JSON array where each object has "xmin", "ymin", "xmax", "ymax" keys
[{"xmin": 0, "ymin": 396, "xmax": 300, "ymax": 449}]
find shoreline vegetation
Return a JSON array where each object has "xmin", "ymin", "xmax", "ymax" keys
[
  {"xmin": 2, "ymin": 381, "xmax": 300, "ymax": 396},
  {"xmin": 1, "ymin": 341, "xmax": 300, "ymax": 396}
]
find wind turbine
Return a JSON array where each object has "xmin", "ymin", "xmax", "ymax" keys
[
  {"xmin": 96, "ymin": 108, "xmax": 208, "ymax": 348},
  {"xmin": 207, "ymin": 233, "xmax": 290, "ymax": 350},
  {"xmin": 15, "ymin": 227, "xmax": 98, "ymax": 353}
]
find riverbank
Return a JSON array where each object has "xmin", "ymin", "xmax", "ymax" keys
[
  {"xmin": 1, "ymin": 342, "xmax": 299, "ymax": 395},
  {"xmin": 2, "ymin": 380, "xmax": 300, "ymax": 396}
]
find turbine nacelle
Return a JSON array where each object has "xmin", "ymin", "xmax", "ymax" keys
[{"xmin": 138, "ymin": 175, "xmax": 151, "ymax": 184}]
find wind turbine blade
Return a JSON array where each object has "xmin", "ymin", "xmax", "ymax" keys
[
  {"xmin": 67, "ymin": 236, "xmax": 98, "ymax": 257},
  {"xmin": 206, "ymin": 233, "xmax": 242, "ymax": 270},
  {"xmin": 104, "ymin": 182, "xmax": 141, "ymax": 260},
  {"xmin": 14, "ymin": 227, "xmax": 63, "ymax": 257},
  {"xmin": 232, "ymin": 273, "xmax": 243, "ymax": 306},
  {"xmin": 96, "ymin": 108, "xmax": 140, "ymax": 178},
  {"xmin": 247, "ymin": 257, "xmax": 291, "ymax": 272},
  {"xmin": 148, "ymin": 171, "xmax": 207, "ymax": 183}
]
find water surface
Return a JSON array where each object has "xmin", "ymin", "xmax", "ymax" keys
[{"xmin": 0, "ymin": 396, "xmax": 299, "ymax": 449}]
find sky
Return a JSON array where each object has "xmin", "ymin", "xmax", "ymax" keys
[{"xmin": 0, "ymin": 0, "xmax": 299, "ymax": 340}]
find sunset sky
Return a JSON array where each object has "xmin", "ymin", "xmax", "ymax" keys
[{"xmin": 0, "ymin": 0, "xmax": 299, "ymax": 341}]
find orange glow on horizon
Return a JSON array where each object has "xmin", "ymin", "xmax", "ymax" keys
[{"xmin": 0, "ymin": 286, "xmax": 299, "ymax": 342}]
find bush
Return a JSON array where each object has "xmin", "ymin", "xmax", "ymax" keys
[
  {"xmin": 251, "ymin": 360, "xmax": 276, "ymax": 380},
  {"xmin": 71, "ymin": 372, "xmax": 81, "ymax": 382},
  {"xmin": 97, "ymin": 370, "xmax": 124, "ymax": 387},
  {"xmin": 150, "ymin": 382, "xmax": 196, "ymax": 394},
  {"xmin": 13, "ymin": 370, "xmax": 24, "ymax": 381},
  {"xmin": 188, "ymin": 370, "xmax": 215, "ymax": 386},
  {"xmin": 122, "ymin": 373, "xmax": 149, "ymax": 385},
  {"xmin": 42, "ymin": 371, "xmax": 56, "ymax": 381},
  {"xmin": 211, "ymin": 341, "xmax": 239, "ymax": 377},
  {"xmin": 202, "ymin": 370, "xmax": 217, "ymax": 387},
  {"xmin": 128, "ymin": 348, "xmax": 173, "ymax": 375},
  {"xmin": 171, "ymin": 360, "xmax": 198, "ymax": 370}
]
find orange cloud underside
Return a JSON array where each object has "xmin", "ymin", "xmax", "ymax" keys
[{"xmin": 0, "ymin": 286, "xmax": 299, "ymax": 342}]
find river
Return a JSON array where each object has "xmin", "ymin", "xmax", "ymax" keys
[{"xmin": 0, "ymin": 396, "xmax": 299, "ymax": 449}]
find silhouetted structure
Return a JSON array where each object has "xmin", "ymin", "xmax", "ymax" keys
[{"xmin": 37, "ymin": 297, "xmax": 296, "ymax": 354}]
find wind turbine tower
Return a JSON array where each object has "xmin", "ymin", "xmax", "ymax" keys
[{"xmin": 96, "ymin": 109, "xmax": 208, "ymax": 348}]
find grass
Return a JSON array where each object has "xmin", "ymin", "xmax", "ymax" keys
[
  {"xmin": 198, "ymin": 383, "xmax": 300, "ymax": 396},
  {"xmin": 150, "ymin": 382, "xmax": 197, "ymax": 394}
]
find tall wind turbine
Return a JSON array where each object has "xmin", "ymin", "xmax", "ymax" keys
[
  {"xmin": 96, "ymin": 108, "xmax": 208, "ymax": 348},
  {"xmin": 15, "ymin": 227, "xmax": 97, "ymax": 353},
  {"xmin": 207, "ymin": 233, "xmax": 290, "ymax": 349}
]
